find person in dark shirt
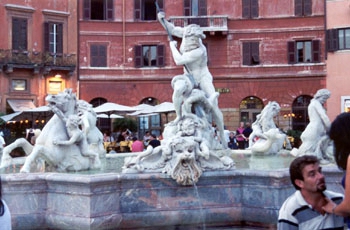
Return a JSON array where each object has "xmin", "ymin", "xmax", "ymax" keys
[
  {"xmin": 148, "ymin": 134, "xmax": 160, "ymax": 148},
  {"xmin": 243, "ymin": 122, "xmax": 253, "ymax": 149}
]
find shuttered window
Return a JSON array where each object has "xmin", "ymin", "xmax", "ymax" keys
[
  {"xmin": 134, "ymin": 0, "xmax": 163, "ymax": 21},
  {"xmin": 242, "ymin": 42, "xmax": 260, "ymax": 66},
  {"xmin": 12, "ymin": 17, "xmax": 27, "ymax": 50},
  {"xmin": 295, "ymin": 0, "xmax": 312, "ymax": 16},
  {"xmin": 312, "ymin": 40, "xmax": 320, "ymax": 63},
  {"xmin": 287, "ymin": 41, "xmax": 296, "ymax": 64},
  {"xmin": 326, "ymin": 28, "xmax": 350, "ymax": 52},
  {"xmin": 242, "ymin": 0, "xmax": 259, "ymax": 19},
  {"xmin": 183, "ymin": 0, "xmax": 207, "ymax": 26},
  {"xmin": 287, "ymin": 40, "xmax": 321, "ymax": 64},
  {"xmin": 184, "ymin": 0, "xmax": 207, "ymax": 16},
  {"xmin": 91, "ymin": 44, "xmax": 107, "ymax": 67},
  {"xmin": 83, "ymin": 0, "xmax": 114, "ymax": 21},
  {"xmin": 44, "ymin": 22, "xmax": 63, "ymax": 54},
  {"xmin": 326, "ymin": 29, "xmax": 338, "ymax": 52},
  {"xmin": 338, "ymin": 28, "xmax": 350, "ymax": 50},
  {"xmin": 135, "ymin": 45, "xmax": 165, "ymax": 68}
]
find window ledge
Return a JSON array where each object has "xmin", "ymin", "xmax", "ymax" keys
[
  {"xmin": 42, "ymin": 9, "xmax": 70, "ymax": 17},
  {"xmin": 5, "ymin": 4, "xmax": 35, "ymax": 13}
]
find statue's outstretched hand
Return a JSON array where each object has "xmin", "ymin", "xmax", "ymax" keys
[
  {"xmin": 170, "ymin": 40, "xmax": 177, "ymax": 48},
  {"xmin": 53, "ymin": 139, "xmax": 61, "ymax": 145},
  {"xmin": 157, "ymin": 11, "xmax": 165, "ymax": 21}
]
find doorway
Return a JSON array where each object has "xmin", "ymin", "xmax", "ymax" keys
[{"xmin": 239, "ymin": 96, "xmax": 264, "ymax": 123}]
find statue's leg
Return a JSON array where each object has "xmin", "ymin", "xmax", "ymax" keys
[
  {"xmin": 248, "ymin": 134, "xmax": 255, "ymax": 148},
  {"xmin": 0, "ymin": 138, "xmax": 34, "ymax": 168},
  {"xmin": 80, "ymin": 144, "xmax": 101, "ymax": 169},
  {"xmin": 316, "ymin": 136, "xmax": 333, "ymax": 161},
  {"xmin": 172, "ymin": 84, "xmax": 187, "ymax": 123},
  {"xmin": 212, "ymin": 107, "xmax": 227, "ymax": 149},
  {"xmin": 171, "ymin": 76, "xmax": 193, "ymax": 124},
  {"xmin": 201, "ymin": 82, "xmax": 227, "ymax": 149},
  {"xmin": 199, "ymin": 142, "xmax": 210, "ymax": 159},
  {"xmin": 20, "ymin": 145, "xmax": 55, "ymax": 173}
]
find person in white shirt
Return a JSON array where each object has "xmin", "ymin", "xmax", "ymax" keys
[
  {"xmin": 278, "ymin": 155, "xmax": 344, "ymax": 229},
  {"xmin": 0, "ymin": 131, "xmax": 5, "ymax": 159},
  {"xmin": 0, "ymin": 176, "xmax": 12, "ymax": 230}
]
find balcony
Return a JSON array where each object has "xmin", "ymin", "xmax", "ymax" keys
[
  {"xmin": 0, "ymin": 49, "xmax": 76, "ymax": 75},
  {"xmin": 169, "ymin": 15, "xmax": 228, "ymax": 35}
]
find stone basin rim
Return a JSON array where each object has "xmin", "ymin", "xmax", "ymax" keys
[{"xmin": 0, "ymin": 164, "xmax": 341, "ymax": 183}]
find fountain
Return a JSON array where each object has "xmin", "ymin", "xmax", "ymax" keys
[
  {"xmin": 0, "ymin": 154, "xmax": 343, "ymax": 229},
  {"xmin": 0, "ymin": 12, "xmax": 344, "ymax": 230}
]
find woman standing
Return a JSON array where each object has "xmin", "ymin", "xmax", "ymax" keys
[
  {"xmin": 236, "ymin": 122, "xmax": 246, "ymax": 149},
  {"xmin": 322, "ymin": 112, "xmax": 350, "ymax": 224}
]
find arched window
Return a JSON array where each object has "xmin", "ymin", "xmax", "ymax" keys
[
  {"xmin": 90, "ymin": 97, "xmax": 107, "ymax": 107},
  {"xmin": 239, "ymin": 96, "xmax": 264, "ymax": 123},
  {"xmin": 292, "ymin": 95, "xmax": 312, "ymax": 131}
]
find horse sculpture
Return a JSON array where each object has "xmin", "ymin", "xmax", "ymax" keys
[
  {"xmin": 248, "ymin": 101, "xmax": 291, "ymax": 155},
  {"xmin": 0, "ymin": 89, "xmax": 104, "ymax": 172}
]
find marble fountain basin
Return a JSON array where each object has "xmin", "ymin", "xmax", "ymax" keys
[{"xmin": 0, "ymin": 151, "xmax": 343, "ymax": 229}]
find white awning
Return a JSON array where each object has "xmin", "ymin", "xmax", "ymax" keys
[
  {"xmin": 0, "ymin": 112, "xmax": 23, "ymax": 122},
  {"xmin": 7, "ymin": 99, "xmax": 36, "ymax": 112}
]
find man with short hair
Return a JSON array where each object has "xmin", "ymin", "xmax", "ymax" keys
[
  {"xmin": 148, "ymin": 134, "xmax": 160, "ymax": 148},
  {"xmin": 278, "ymin": 155, "xmax": 344, "ymax": 229}
]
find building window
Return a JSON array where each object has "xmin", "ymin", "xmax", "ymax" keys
[
  {"xmin": 239, "ymin": 96, "xmax": 264, "ymax": 123},
  {"xmin": 287, "ymin": 40, "xmax": 320, "ymax": 64},
  {"xmin": 327, "ymin": 28, "xmax": 350, "ymax": 52},
  {"xmin": 135, "ymin": 45, "xmax": 165, "ymax": 67},
  {"xmin": 11, "ymin": 79, "xmax": 27, "ymax": 91},
  {"xmin": 90, "ymin": 44, "xmax": 107, "ymax": 67},
  {"xmin": 12, "ymin": 17, "xmax": 27, "ymax": 50},
  {"xmin": 341, "ymin": 96, "xmax": 350, "ymax": 113},
  {"xmin": 338, "ymin": 29, "xmax": 350, "ymax": 50},
  {"xmin": 44, "ymin": 22, "xmax": 63, "ymax": 54},
  {"xmin": 184, "ymin": 0, "xmax": 207, "ymax": 26},
  {"xmin": 48, "ymin": 80, "xmax": 63, "ymax": 94},
  {"xmin": 134, "ymin": 0, "xmax": 163, "ymax": 21},
  {"xmin": 295, "ymin": 0, "xmax": 312, "ymax": 16},
  {"xmin": 83, "ymin": 0, "xmax": 113, "ymax": 21},
  {"xmin": 242, "ymin": 0, "xmax": 259, "ymax": 19},
  {"xmin": 90, "ymin": 97, "xmax": 107, "ymax": 108},
  {"xmin": 242, "ymin": 42, "xmax": 260, "ymax": 66}
]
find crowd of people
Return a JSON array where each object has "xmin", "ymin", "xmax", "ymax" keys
[
  {"xmin": 223, "ymin": 122, "xmax": 253, "ymax": 150},
  {"xmin": 103, "ymin": 129, "xmax": 161, "ymax": 153}
]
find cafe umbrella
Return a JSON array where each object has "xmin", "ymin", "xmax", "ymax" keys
[{"xmin": 93, "ymin": 102, "xmax": 136, "ymax": 132}]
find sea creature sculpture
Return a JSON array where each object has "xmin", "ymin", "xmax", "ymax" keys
[
  {"xmin": 249, "ymin": 101, "xmax": 291, "ymax": 155},
  {"xmin": 0, "ymin": 89, "xmax": 104, "ymax": 172}
]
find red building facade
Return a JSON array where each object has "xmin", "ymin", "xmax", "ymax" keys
[
  {"xmin": 0, "ymin": 0, "xmax": 78, "ymax": 116},
  {"xmin": 78, "ymin": 0, "xmax": 326, "ymax": 132}
]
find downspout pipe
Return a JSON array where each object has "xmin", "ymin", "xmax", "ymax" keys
[
  {"xmin": 123, "ymin": 0, "xmax": 126, "ymax": 65},
  {"xmin": 324, "ymin": 0, "xmax": 327, "ymax": 60},
  {"xmin": 77, "ymin": 0, "xmax": 81, "ymax": 98}
]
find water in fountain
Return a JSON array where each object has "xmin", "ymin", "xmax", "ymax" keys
[{"xmin": 189, "ymin": 164, "xmax": 206, "ymax": 230}]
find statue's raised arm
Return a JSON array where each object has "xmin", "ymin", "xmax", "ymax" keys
[{"xmin": 157, "ymin": 8, "xmax": 184, "ymax": 39}]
